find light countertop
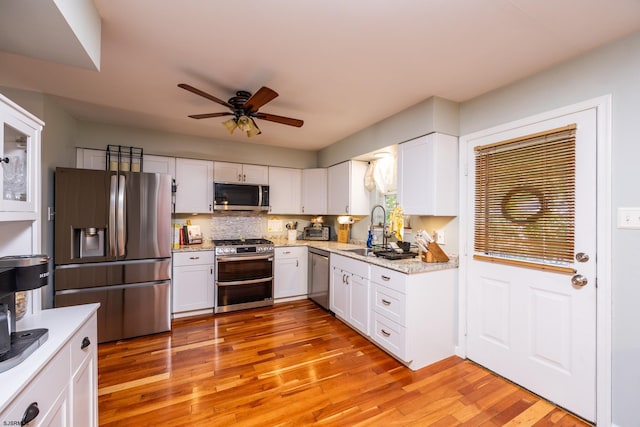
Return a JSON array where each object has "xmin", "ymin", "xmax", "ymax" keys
[{"xmin": 173, "ymin": 240, "xmax": 457, "ymax": 275}]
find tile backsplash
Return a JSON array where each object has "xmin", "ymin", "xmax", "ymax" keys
[{"xmin": 209, "ymin": 213, "xmax": 263, "ymax": 240}]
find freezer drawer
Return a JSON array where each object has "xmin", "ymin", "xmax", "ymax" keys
[
  {"xmin": 55, "ymin": 282, "xmax": 171, "ymax": 343},
  {"xmin": 55, "ymin": 259, "xmax": 171, "ymax": 291}
]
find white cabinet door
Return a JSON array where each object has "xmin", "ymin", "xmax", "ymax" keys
[
  {"xmin": 143, "ymin": 154, "xmax": 176, "ymax": 178},
  {"xmin": 0, "ymin": 95, "xmax": 42, "ymax": 217},
  {"xmin": 330, "ymin": 254, "xmax": 370, "ymax": 333},
  {"xmin": 397, "ymin": 133, "xmax": 458, "ymax": 215},
  {"xmin": 301, "ymin": 168, "xmax": 327, "ymax": 215},
  {"xmin": 72, "ymin": 350, "xmax": 96, "ymax": 426},
  {"xmin": 172, "ymin": 264, "xmax": 214, "ymax": 312},
  {"xmin": 274, "ymin": 247, "xmax": 307, "ymax": 299},
  {"xmin": 327, "ymin": 161, "xmax": 369, "ymax": 215},
  {"xmin": 76, "ymin": 148, "xmax": 107, "ymax": 170},
  {"xmin": 175, "ymin": 158, "xmax": 214, "ymax": 213},
  {"xmin": 242, "ymin": 164, "xmax": 269, "ymax": 184},
  {"xmin": 214, "ymin": 161, "xmax": 243, "ymax": 183},
  {"xmin": 268, "ymin": 167, "xmax": 301, "ymax": 214},
  {"xmin": 214, "ymin": 162, "xmax": 268, "ymax": 184},
  {"xmin": 330, "ymin": 265, "xmax": 348, "ymax": 319},
  {"xmin": 348, "ymin": 272, "xmax": 369, "ymax": 336}
]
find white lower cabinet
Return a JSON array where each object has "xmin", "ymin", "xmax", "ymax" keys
[
  {"xmin": 274, "ymin": 246, "xmax": 307, "ymax": 300},
  {"xmin": 2, "ymin": 309, "xmax": 98, "ymax": 426},
  {"xmin": 330, "ymin": 254, "xmax": 370, "ymax": 336},
  {"xmin": 172, "ymin": 251, "xmax": 215, "ymax": 317},
  {"xmin": 369, "ymin": 264, "xmax": 456, "ymax": 370}
]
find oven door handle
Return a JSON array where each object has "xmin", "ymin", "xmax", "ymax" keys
[
  {"xmin": 216, "ymin": 255, "xmax": 274, "ymax": 262},
  {"xmin": 216, "ymin": 277, "xmax": 273, "ymax": 287}
]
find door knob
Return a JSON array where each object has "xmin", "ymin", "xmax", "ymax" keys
[{"xmin": 571, "ymin": 274, "xmax": 588, "ymax": 287}]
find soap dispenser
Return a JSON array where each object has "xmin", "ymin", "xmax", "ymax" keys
[{"xmin": 366, "ymin": 230, "xmax": 373, "ymax": 248}]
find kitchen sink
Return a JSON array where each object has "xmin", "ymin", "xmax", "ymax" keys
[{"xmin": 343, "ymin": 248, "xmax": 375, "ymax": 257}]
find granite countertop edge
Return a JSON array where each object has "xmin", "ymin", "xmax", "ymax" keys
[{"xmin": 172, "ymin": 240, "xmax": 458, "ymax": 275}]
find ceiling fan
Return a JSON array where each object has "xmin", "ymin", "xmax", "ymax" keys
[{"xmin": 178, "ymin": 83, "xmax": 304, "ymax": 137}]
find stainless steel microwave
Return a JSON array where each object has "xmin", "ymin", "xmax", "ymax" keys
[{"xmin": 213, "ymin": 183, "xmax": 269, "ymax": 211}]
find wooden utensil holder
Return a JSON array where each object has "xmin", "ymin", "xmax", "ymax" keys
[{"xmin": 421, "ymin": 242, "xmax": 449, "ymax": 263}]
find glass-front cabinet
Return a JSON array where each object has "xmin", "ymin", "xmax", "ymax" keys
[{"xmin": 0, "ymin": 94, "xmax": 43, "ymax": 220}]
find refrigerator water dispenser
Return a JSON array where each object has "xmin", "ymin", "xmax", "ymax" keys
[{"xmin": 75, "ymin": 228, "xmax": 105, "ymax": 258}]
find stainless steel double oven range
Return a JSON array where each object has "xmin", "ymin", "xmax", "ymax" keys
[{"xmin": 213, "ymin": 238, "xmax": 274, "ymax": 313}]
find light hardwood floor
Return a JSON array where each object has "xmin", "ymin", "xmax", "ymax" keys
[{"xmin": 98, "ymin": 299, "xmax": 591, "ymax": 426}]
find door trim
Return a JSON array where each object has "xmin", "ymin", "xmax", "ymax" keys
[{"xmin": 457, "ymin": 95, "xmax": 612, "ymax": 426}]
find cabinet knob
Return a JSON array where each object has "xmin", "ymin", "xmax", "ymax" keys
[
  {"xmin": 238, "ymin": 174, "xmax": 242, "ymax": 181},
  {"xmin": 381, "ymin": 299, "xmax": 391, "ymax": 306},
  {"xmin": 21, "ymin": 402, "xmax": 40, "ymax": 425},
  {"xmin": 0, "ymin": 157, "xmax": 9, "ymax": 164},
  {"xmin": 381, "ymin": 275, "xmax": 391, "ymax": 281},
  {"xmin": 189, "ymin": 256, "xmax": 200, "ymax": 260},
  {"xmin": 81, "ymin": 336, "xmax": 91, "ymax": 350},
  {"xmin": 381, "ymin": 329, "xmax": 391, "ymax": 337}
]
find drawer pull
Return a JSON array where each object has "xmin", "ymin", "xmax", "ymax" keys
[
  {"xmin": 189, "ymin": 256, "xmax": 200, "ymax": 260},
  {"xmin": 381, "ymin": 275, "xmax": 391, "ymax": 281},
  {"xmin": 381, "ymin": 329, "xmax": 391, "ymax": 337},
  {"xmin": 381, "ymin": 299, "xmax": 391, "ymax": 306},
  {"xmin": 22, "ymin": 402, "xmax": 39, "ymax": 425},
  {"xmin": 81, "ymin": 336, "xmax": 91, "ymax": 350}
]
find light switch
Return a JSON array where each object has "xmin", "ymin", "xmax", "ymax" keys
[{"xmin": 617, "ymin": 207, "xmax": 640, "ymax": 229}]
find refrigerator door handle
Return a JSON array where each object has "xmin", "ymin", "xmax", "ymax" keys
[
  {"xmin": 118, "ymin": 174, "xmax": 126, "ymax": 257},
  {"xmin": 109, "ymin": 174, "xmax": 117, "ymax": 256}
]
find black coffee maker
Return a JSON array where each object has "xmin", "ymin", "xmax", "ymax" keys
[{"xmin": 0, "ymin": 255, "xmax": 50, "ymax": 372}]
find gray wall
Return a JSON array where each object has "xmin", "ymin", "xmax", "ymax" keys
[
  {"xmin": 459, "ymin": 31, "xmax": 640, "ymax": 427},
  {"xmin": 318, "ymin": 96, "xmax": 459, "ymax": 167},
  {"xmin": 76, "ymin": 121, "xmax": 317, "ymax": 168}
]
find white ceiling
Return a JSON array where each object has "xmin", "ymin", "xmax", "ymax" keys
[{"xmin": 1, "ymin": 0, "xmax": 639, "ymax": 151}]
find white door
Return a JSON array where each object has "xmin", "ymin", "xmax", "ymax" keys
[{"xmin": 465, "ymin": 109, "xmax": 597, "ymax": 421}]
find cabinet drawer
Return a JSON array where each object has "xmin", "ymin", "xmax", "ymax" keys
[
  {"xmin": 371, "ymin": 312, "xmax": 406, "ymax": 361},
  {"xmin": 3, "ymin": 344, "xmax": 71, "ymax": 425},
  {"xmin": 372, "ymin": 283, "xmax": 406, "ymax": 326},
  {"xmin": 70, "ymin": 313, "xmax": 97, "ymax": 374},
  {"xmin": 173, "ymin": 251, "xmax": 214, "ymax": 266},
  {"xmin": 370, "ymin": 265, "xmax": 406, "ymax": 292}
]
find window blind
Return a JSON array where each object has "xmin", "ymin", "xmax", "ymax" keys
[{"xmin": 474, "ymin": 124, "xmax": 576, "ymax": 271}]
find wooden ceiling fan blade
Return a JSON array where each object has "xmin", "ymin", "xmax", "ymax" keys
[
  {"xmin": 188, "ymin": 112, "xmax": 234, "ymax": 119},
  {"xmin": 244, "ymin": 87, "xmax": 278, "ymax": 113},
  {"xmin": 178, "ymin": 83, "xmax": 233, "ymax": 109},
  {"xmin": 255, "ymin": 113, "xmax": 304, "ymax": 127}
]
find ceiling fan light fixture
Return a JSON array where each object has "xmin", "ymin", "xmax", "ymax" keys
[
  {"xmin": 236, "ymin": 115, "xmax": 261, "ymax": 137},
  {"xmin": 246, "ymin": 118, "xmax": 261, "ymax": 137},
  {"xmin": 222, "ymin": 118, "xmax": 237, "ymax": 134}
]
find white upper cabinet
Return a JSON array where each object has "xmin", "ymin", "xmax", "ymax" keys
[
  {"xmin": 143, "ymin": 154, "xmax": 176, "ymax": 178},
  {"xmin": 214, "ymin": 161, "xmax": 268, "ymax": 185},
  {"xmin": 327, "ymin": 160, "xmax": 369, "ymax": 216},
  {"xmin": 301, "ymin": 168, "xmax": 327, "ymax": 215},
  {"xmin": 268, "ymin": 167, "xmax": 301, "ymax": 214},
  {"xmin": 397, "ymin": 133, "xmax": 458, "ymax": 216},
  {"xmin": 1, "ymin": 94, "xmax": 43, "ymax": 220},
  {"xmin": 175, "ymin": 158, "xmax": 214, "ymax": 213},
  {"xmin": 76, "ymin": 148, "xmax": 106, "ymax": 170}
]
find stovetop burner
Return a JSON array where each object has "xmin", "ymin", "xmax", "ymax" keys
[
  {"xmin": 213, "ymin": 238, "xmax": 274, "ymax": 256},
  {"xmin": 213, "ymin": 238, "xmax": 273, "ymax": 246}
]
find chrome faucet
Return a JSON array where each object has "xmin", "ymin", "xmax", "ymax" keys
[{"xmin": 370, "ymin": 204, "xmax": 388, "ymax": 247}]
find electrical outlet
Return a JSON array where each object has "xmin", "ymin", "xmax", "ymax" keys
[
  {"xmin": 435, "ymin": 230, "xmax": 446, "ymax": 244},
  {"xmin": 617, "ymin": 207, "xmax": 640, "ymax": 229}
]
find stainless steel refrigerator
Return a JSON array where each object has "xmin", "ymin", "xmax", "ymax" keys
[{"xmin": 54, "ymin": 167, "xmax": 172, "ymax": 343}]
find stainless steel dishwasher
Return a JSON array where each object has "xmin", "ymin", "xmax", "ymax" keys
[{"xmin": 308, "ymin": 248, "xmax": 329, "ymax": 310}]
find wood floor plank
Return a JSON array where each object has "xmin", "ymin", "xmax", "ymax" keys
[{"xmin": 98, "ymin": 300, "xmax": 592, "ymax": 426}]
